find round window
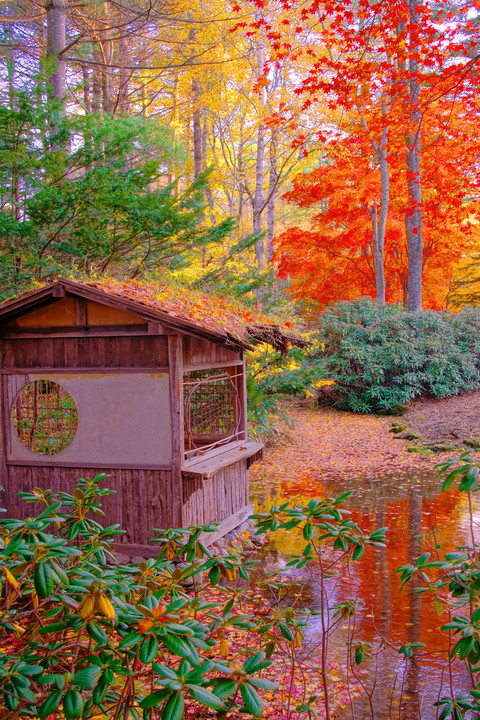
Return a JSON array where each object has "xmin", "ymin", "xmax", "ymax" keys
[{"xmin": 13, "ymin": 380, "xmax": 78, "ymax": 455}]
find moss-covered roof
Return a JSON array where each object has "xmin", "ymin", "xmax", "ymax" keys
[{"xmin": 0, "ymin": 277, "xmax": 305, "ymax": 353}]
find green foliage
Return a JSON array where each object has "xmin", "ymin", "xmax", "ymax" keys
[
  {"xmin": 318, "ymin": 299, "xmax": 480, "ymax": 413},
  {"xmin": 0, "ymin": 476, "xmax": 279, "ymax": 719},
  {"xmin": 249, "ymin": 340, "xmax": 327, "ymax": 399},
  {"xmin": 245, "ymin": 338, "xmax": 326, "ymax": 442},
  {"xmin": 246, "ymin": 375, "xmax": 291, "ymax": 443},
  {"xmin": 0, "ymin": 98, "xmax": 240, "ymax": 298}
]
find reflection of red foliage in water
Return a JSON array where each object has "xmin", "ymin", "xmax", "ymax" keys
[
  {"xmin": 251, "ymin": 405, "xmax": 471, "ymax": 666},
  {"xmin": 342, "ymin": 490, "xmax": 466, "ymax": 651}
]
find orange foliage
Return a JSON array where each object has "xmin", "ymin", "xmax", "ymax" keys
[
  {"xmin": 242, "ymin": 0, "xmax": 480, "ymax": 309},
  {"xmin": 275, "ymin": 103, "xmax": 480, "ymax": 309}
]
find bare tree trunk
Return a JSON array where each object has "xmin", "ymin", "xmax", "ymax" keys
[
  {"xmin": 117, "ymin": 34, "xmax": 129, "ymax": 113},
  {"xmin": 92, "ymin": 43, "xmax": 102, "ymax": 112},
  {"xmin": 45, "ymin": 0, "xmax": 66, "ymax": 148},
  {"xmin": 373, "ymin": 129, "xmax": 389, "ymax": 303},
  {"xmin": 192, "ymin": 77, "xmax": 202, "ymax": 178},
  {"xmin": 405, "ymin": 0, "xmax": 423, "ymax": 311},
  {"xmin": 360, "ymin": 111, "xmax": 388, "ymax": 303},
  {"xmin": 102, "ymin": 38, "xmax": 114, "ymax": 113},
  {"xmin": 253, "ymin": 37, "xmax": 265, "ymax": 270},
  {"xmin": 82, "ymin": 66, "xmax": 91, "ymax": 113},
  {"xmin": 266, "ymin": 126, "xmax": 278, "ymax": 265}
]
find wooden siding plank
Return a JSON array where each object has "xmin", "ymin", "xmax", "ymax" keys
[{"xmin": 5, "ymin": 466, "xmax": 175, "ymax": 543}]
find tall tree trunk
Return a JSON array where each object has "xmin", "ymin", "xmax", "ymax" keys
[
  {"xmin": 45, "ymin": 0, "xmax": 66, "ymax": 149},
  {"xmin": 405, "ymin": 0, "xmax": 423, "ymax": 311},
  {"xmin": 82, "ymin": 66, "xmax": 91, "ymax": 114},
  {"xmin": 192, "ymin": 77, "xmax": 202, "ymax": 178},
  {"xmin": 92, "ymin": 43, "xmax": 102, "ymax": 113},
  {"xmin": 266, "ymin": 126, "xmax": 278, "ymax": 265},
  {"xmin": 374, "ymin": 129, "xmax": 389, "ymax": 303},
  {"xmin": 361, "ymin": 111, "xmax": 388, "ymax": 303},
  {"xmin": 253, "ymin": 37, "xmax": 265, "ymax": 270},
  {"xmin": 117, "ymin": 34, "xmax": 129, "ymax": 113}
]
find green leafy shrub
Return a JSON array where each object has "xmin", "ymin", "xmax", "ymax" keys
[
  {"xmin": 246, "ymin": 375, "xmax": 292, "ymax": 443},
  {"xmin": 318, "ymin": 299, "xmax": 480, "ymax": 413},
  {"xmin": 253, "ymin": 344, "xmax": 327, "ymax": 399},
  {"xmin": 0, "ymin": 476, "xmax": 278, "ymax": 719}
]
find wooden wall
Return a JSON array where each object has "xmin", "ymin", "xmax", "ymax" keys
[
  {"xmin": 183, "ymin": 336, "xmax": 242, "ymax": 369},
  {"xmin": 182, "ymin": 460, "xmax": 249, "ymax": 526},
  {"xmin": 0, "ymin": 336, "xmax": 168, "ymax": 370},
  {"xmin": 3, "ymin": 466, "xmax": 178, "ymax": 546}
]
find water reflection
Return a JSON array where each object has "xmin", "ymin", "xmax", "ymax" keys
[{"xmin": 251, "ymin": 468, "xmax": 477, "ymax": 719}]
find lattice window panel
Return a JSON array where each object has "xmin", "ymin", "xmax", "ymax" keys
[
  {"xmin": 184, "ymin": 369, "xmax": 241, "ymax": 454},
  {"xmin": 13, "ymin": 380, "xmax": 78, "ymax": 455}
]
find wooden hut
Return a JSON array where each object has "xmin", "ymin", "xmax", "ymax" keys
[{"xmin": 0, "ymin": 278, "xmax": 299, "ymax": 555}]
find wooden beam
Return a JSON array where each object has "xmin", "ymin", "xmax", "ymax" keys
[
  {"xmin": 6, "ymin": 460, "xmax": 172, "ymax": 471},
  {"xmin": 0, "ymin": 367, "xmax": 169, "ymax": 375},
  {"xmin": 148, "ymin": 321, "xmax": 166, "ymax": 335},
  {"xmin": 183, "ymin": 359, "xmax": 243, "ymax": 372},
  {"xmin": 0, "ymin": 374, "xmax": 10, "ymax": 508},
  {"xmin": 76, "ymin": 297, "xmax": 87, "ymax": 326},
  {"xmin": 52, "ymin": 285, "xmax": 66, "ymax": 298},
  {"xmin": 0, "ymin": 324, "xmax": 150, "ymax": 338},
  {"xmin": 168, "ymin": 334, "xmax": 184, "ymax": 528},
  {"xmin": 199, "ymin": 505, "xmax": 254, "ymax": 547}
]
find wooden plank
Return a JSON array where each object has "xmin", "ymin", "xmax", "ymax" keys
[
  {"xmin": 0, "ymin": 336, "xmax": 168, "ymax": 370},
  {"xmin": 6, "ymin": 460, "xmax": 172, "ymax": 470},
  {"xmin": 183, "ymin": 359, "xmax": 243, "ymax": 372},
  {"xmin": 0, "ymin": 325, "xmax": 150, "ymax": 338},
  {"xmin": 6, "ymin": 465, "xmax": 175, "ymax": 543},
  {"xmin": 168, "ymin": 334, "xmax": 184, "ymax": 528},
  {"xmin": 199, "ymin": 505, "xmax": 254, "ymax": 547},
  {"xmin": 182, "ymin": 335, "xmax": 243, "ymax": 367},
  {"xmin": 0, "ymin": 374, "xmax": 10, "ymax": 508},
  {"xmin": 76, "ymin": 298, "xmax": 87, "ymax": 327},
  {"xmin": 183, "ymin": 442, "xmax": 263, "ymax": 479},
  {"xmin": 185, "ymin": 440, "xmax": 245, "ymax": 466},
  {"xmin": 0, "ymin": 366, "xmax": 170, "ymax": 375}
]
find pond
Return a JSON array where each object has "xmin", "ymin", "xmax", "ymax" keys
[{"xmin": 250, "ymin": 460, "xmax": 478, "ymax": 719}]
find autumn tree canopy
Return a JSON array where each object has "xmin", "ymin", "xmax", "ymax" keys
[{"xmin": 239, "ymin": 0, "xmax": 480, "ymax": 310}]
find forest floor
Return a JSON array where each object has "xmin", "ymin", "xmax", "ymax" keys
[
  {"xmin": 403, "ymin": 389, "xmax": 480, "ymax": 452},
  {"xmin": 251, "ymin": 390, "xmax": 480, "ymax": 486}
]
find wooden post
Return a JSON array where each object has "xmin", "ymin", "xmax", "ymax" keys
[
  {"xmin": 0, "ymin": 374, "xmax": 10, "ymax": 510},
  {"xmin": 168, "ymin": 334, "xmax": 184, "ymax": 528},
  {"xmin": 238, "ymin": 352, "xmax": 248, "ymax": 441},
  {"xmin": 76, "ymin": 297, "xmax": 87, "ymax": 326}
]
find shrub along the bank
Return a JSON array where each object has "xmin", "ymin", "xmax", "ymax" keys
[
  {"xmin": 0, "ymin": 476, "xmax": 278, "ymax": 720},
  {"xmin": 318, "ymin": 300, "xmax": 480, "ymax": 413}
]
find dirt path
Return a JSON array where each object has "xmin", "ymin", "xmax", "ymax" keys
[{"xmin": 250, "ymin": 393, "xmax": 480, "ymax": 487}]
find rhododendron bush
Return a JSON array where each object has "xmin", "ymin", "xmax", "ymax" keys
[{"xmin": 0, "ymin": 475, "xmax": 367, "ymax": 719}]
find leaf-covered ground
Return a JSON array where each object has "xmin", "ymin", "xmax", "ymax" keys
[
  {"xmin": 182, "ymin": 586, "xmax": 361, "ymax": 720},
  {"xmin": 251, "ymin": 394, "xmax": 480, "ymax": 495}
]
